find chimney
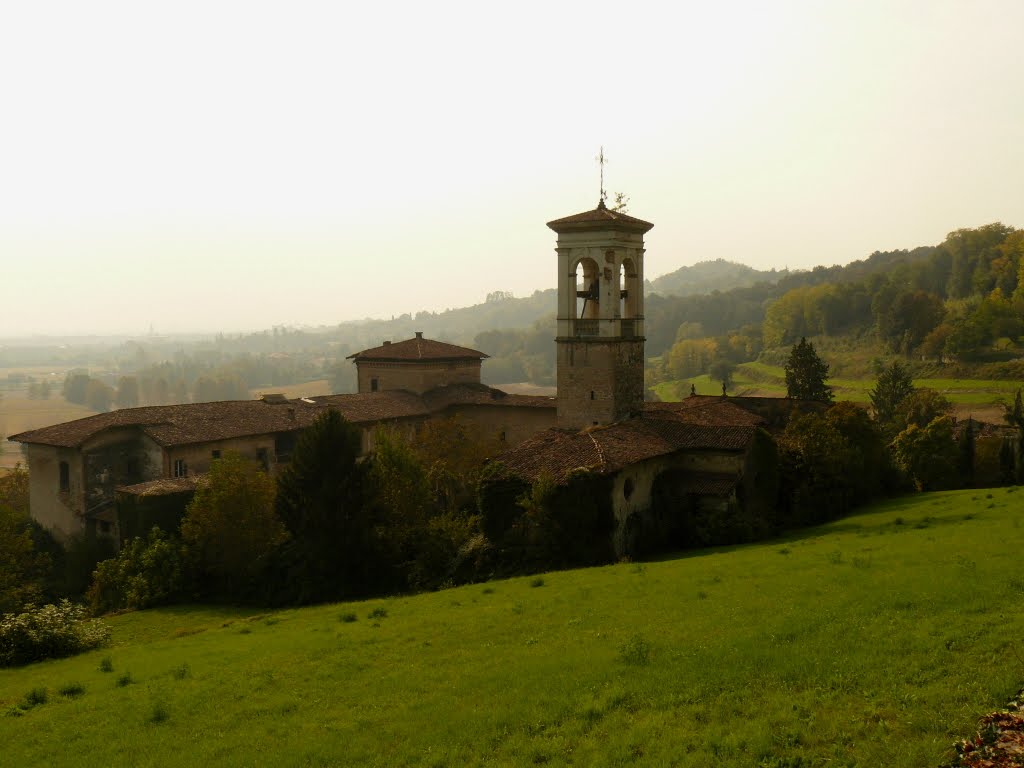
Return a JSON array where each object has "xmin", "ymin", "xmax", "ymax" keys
[
  {"xmin": 287, "ymin": 407, "xmax": 295, "ymax": 421},
  {"xmin": 415, "ymin": 331, "xmax": 423, "ymax": 339},
  {"xmin": 383, "ymin": 340, "xmax": 391, "ymax": 346}
]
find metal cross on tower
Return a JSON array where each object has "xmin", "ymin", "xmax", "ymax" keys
[{"xmin": 596, "ymin": 146, "xmax": 607, "ymax": 206}]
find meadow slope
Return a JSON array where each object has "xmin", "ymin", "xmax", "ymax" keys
[{"xmin": 3, "ymin": 490, "xmax": 1024, "ymax": 767}]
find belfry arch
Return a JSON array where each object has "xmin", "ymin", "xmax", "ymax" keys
[{"xmin": 575, "ymin": 257, "xmax": 600, "ymax": 322}]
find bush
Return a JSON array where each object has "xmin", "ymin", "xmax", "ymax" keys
[
  {"xmin": 0, "ymin": 600, "xmax": 110, "ymax": 667},
  {"xmin": 87, "ymin": 527, "xmax": 185, "ymax": 614}
]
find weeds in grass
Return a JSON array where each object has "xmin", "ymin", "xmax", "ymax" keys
[
  {"xmin": 512, "ymin": 603, "xmax": 524, "ymax": 615},
  {"xmin": 264, "ymin": 617, "xmax": 279, "ymax": 626},
  {"xmin": 826, "ymin": 551, "xmax": 843, "ymax": 565},
  {"xmin": 617, "ymin": 634, "xmax": 651, "ymax": 665},
  {"xmin": 22, "ymin": 687, "xmax": 48, "ymax": 708},
  {"xmin": 852, "ymin": 556, "xmax": 871, "ymax": 569},
  {"xmin": 174, "ymin": 627, "xmax": 205, "ymax": 638},
  {"xmin": 368, "ymin": 607, "xmax": 388, "ymax": 620},
  {"xmin": 116, "ymin": 672, "xmax": 134, "ymax": 687},
  {"xmin": 238, "ymin": 627, "xmax": 252, "ymax": 635},
  {"xmin": 148, "ymin": 701, "xmax": 169, "ymax": 724},
  {"xmin": 171, "ymin": 664, "xmax": 190, "ymax": 680},
  {"xmin": 778, "ymin": 547, "xmax": 791, "ymax": 555},
  {"xmin": 481, "ymin": 587, "xmax": 495, "ymax": 595},
  {"xmin": 58, "ymin": 683, "xmax": 85, "ymax": 698},
  {"xmin": 893, "ymin": 517, "xmax": 904, "ymax": 526},
  {"xmin": 631, "ymin": 563, "xmax": 646, "ymax": 574},
  {"xmin": 697, "ymin": 591, "xmax": 709, "ymax": 600},
  {"xmin": 339, "ymin": 612, "xmax": 357, "ymax": 623},
  {"xmin": 98, "ymin": 656, "xmax": 113, "ymax": 673},
  {"xmin": 530, "ymin": 577, "xmax": 545, "ymax": 588}
]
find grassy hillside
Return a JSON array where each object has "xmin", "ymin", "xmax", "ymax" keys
[
  {"xmin": 3, "ymin": 490, "xmax": 1024, "ymax": 766},
  {"xmin": 654, "ymin": 363, "xmax": 1024, "ymax": 423}
]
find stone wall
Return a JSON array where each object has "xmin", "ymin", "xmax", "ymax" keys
[
  {"xmin": 556, "ymin": 339, "xmax": 644, "ymax": 429},
  {"xmin": 356, "ymin": 359, "xmax": 482, "ymax": 395}
]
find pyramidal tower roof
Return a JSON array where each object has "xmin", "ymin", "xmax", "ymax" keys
[{"xmin": 546, "ymin": 199, "xmax": 654, "ymax": 234}]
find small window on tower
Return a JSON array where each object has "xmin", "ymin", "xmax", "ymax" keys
[
  {"xmin": 590, "ymin": 391, "xmax": 595, "ymax": 400},
  {"xmin": 59, "ymin": 461, "xmax": 70, "ymax": 493},
  {"xmin": 371, "ymin": 378, "xmax": 379, "ymax": 392}
]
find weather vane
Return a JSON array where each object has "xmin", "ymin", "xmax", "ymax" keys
[{"xmin": 596, "ymin": 146, "xmax": 607, "ymax": 206}]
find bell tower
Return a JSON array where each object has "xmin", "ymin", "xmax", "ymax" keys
[{"xmin": 547, "ymin": 200, "xmax": 653, "ymax": 430}]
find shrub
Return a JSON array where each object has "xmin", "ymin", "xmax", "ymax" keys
[
  {"xmin": 116, "ymin": 672, "xmax": 134, "ymax": 687},
  {"xmin": 22, "ymin": 687, "xmax": 48, "ymax": 707},
  {"xmin": 367, "ymin": 607, "xmax": 387, "ymax": 620},
  {"xmin": 99, "ymin": 656, "xmax": 114, "ymax": 673},
  {"xmin": 87, "ymin": 527, "xmax": 185, "ymax": 614},
  {"xmin": 0, "ymin": 600, "xmax": 110, "ymax": 667},
  {"xmin": 58, "ymin": 682, "xmax": 85, "ymax": 698},
  {"xmin": 148, "ymin": 701, "xmax": 169, "ymax": 724},
  {"xmin": 339, "ymin": 612, "xmax": 357, "ymax": 623},
  {"xmin": 170, "ymin": 663, "xmax": 190, "ymax": 680},
  {"xmin": 617, "ymin": 634, "xmax": 651, "ymax": 665}
]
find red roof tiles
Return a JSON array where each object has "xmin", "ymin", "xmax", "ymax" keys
[
  {"xmin": 10, "ymin": 385, "xmax": 554, "ymax": 449},
  {"xmin": 347, "ymin": 335, "xmax": 488, "ymax": 362},
  {"xmin": 546, "ymin": 201, "xmax": 654, "ymax": 234},
  {"xmin": 496, "ymin": 417, "xmax": 758, "ymax": 485}
]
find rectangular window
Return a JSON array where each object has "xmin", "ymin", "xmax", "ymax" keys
[
  {"xmin": 211, "ymin": 450, "xmax": 221, "ymax": 460},
  {"xmin": 59, "ymin": 461, "xmax": 70, "ymax": 492},
  {"xmin": 370, "ymin": 377, "xmax": 379, "ymax": 392},
  {"xmin": 257, "ymin": 448, "xmax": 270, "ymax": 471},
  {"xmin": 173, "ymin": 459, "xmax": 187, "ymax": 478}
]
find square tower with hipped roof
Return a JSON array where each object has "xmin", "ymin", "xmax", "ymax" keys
[{"xmin": 548, "ymin": 200, "xmax": 653, "ymax": 430}]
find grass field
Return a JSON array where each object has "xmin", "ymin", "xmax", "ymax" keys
[
  {"xmin": 655, "ymin": 363, "xmax": 1024, "ymax": 424},
  {"xmin": 2, "ymin": 490, "xmax": 1024, "ymax": 766}
]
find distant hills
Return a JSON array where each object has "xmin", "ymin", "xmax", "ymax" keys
[{"xmin": 647, "ymin": 259, "xmax": 786, "ymax": 298}]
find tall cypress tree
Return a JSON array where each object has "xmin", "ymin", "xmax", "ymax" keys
[
  {"xmin": 275, "ymin": 410, "xmax": 375, "ymax": 603},
  {"xmin": 784, "ymin": 337, "xmax": 834, "ymax": 402}
]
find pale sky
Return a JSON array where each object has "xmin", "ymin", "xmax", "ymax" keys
[{"xmin": 2, "ymin": 0, "xmax": 1022, "ymax": 336}]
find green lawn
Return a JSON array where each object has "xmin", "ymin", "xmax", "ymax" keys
[{"xmin": 3, "ymin": 490, "xmax": 1024, "ymax": 766}]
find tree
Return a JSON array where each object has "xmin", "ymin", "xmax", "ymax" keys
[
  {"xmin": 869, "ymin": 361, "xmax": 914, "ymax": 425},
  {"xmin": 180, "ymin": 453, "xmax": 286, "ymax": 600},
  {"xmin": 611, "ymin": 192, "xmax": 629, "ymax": 212},
  {"xmin": 85, "ymin": 379, "xmax": 113, "ymax": 412},
  {"xmin": 274, "ymin": 410, "xmax": 374, "ymax": 603},
  {"xmin": 63, "ymin": 372, "xmax": 90, "ymax": 405},
  {"xmin": 891, "ymin": 416, "xmax": 959, "ymax": 491},
  {"xmin": 958, "ymin": 417, "xmax": 976, "ymax": 487},
  {"xmin": 115, "ymin": 376, "xmax": 139, "ymax": 409},
  {"xmin": 898, "ymin": 387, "xmax": 952, "ymax": 429},
  {"xmin": 784, "ymin": 337, "xmax": 833, "ymax": 402},
  {"xmin": 709, "ymin": 359, "xmax": 735, "ymax": 393}
]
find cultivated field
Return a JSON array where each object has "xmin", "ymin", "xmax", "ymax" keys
[
  {"xmin": 2, "ymin": 489, "xmax": 1023, "ymax": 766},
  {"xmin": 0, "ymin": 396, "xmax": 97, "ymax": 470},
  {"xmin": 249, "ymin": 379, "xmax": 332, "ymax": 400}
]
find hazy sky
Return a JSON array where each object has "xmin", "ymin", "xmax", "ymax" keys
[{"xmin": 3, "ymin": 1, "xmax": 1023, "ymax": 336}]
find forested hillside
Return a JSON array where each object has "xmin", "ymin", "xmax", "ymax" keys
[{"xmin": 647, "ymin": 258, "xmax": 785, "ymax": 297}]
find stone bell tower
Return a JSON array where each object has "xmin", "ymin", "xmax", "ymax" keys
[{"xmin": 547, "ymin": 199, "xmax": 653, "ymax": 430}]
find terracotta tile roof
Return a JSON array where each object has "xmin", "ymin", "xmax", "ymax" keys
[
  {"xmin": 643, "ymin": 399, "xmax": 766, "ymax": 427},
  {"xmin": 546, "ymin": 201, "xmax": 654, "ymax": 234},
  {"xmin": 496, "ymin": 417, "xmax": 758, "ymax": 485},
  {"xmin": 347, "ymin": 335, "xmax": 488, "ymax": 362},
  {"xmin": 421, "ymin": 383, "xmax": 556, "ymax": 410},
  {"xmin": 9, "ymin": 399, "xmax": 329, "ymax": 449},
  {"xmin": 116, "ymin": 476, "xmax": 202, "ymax": 497},
  {"xmin": 314, "ymin": 390, "xmax": 432, "ymax": 422},
  {"xmin": 9, "ymin": 384, "xmax": 554, "ymax": 451}
]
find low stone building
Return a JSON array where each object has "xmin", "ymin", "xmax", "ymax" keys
[
  {"xmin": 496, "ymin": 397, "xmax": 776, "ymax": 556},
  {"xmin": 10, "ymin": 377, "xmax": 556, "ymax": 544}
]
